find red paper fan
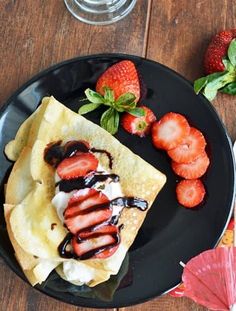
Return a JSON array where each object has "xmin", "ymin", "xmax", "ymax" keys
[{"xmin": 181, "ymin": 247, "xmax": 236, "ymax": 311}]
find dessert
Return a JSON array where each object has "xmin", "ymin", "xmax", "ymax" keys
[{"xmin": 4, "ymin": 96, "xmax": 166, "ymax": 287}]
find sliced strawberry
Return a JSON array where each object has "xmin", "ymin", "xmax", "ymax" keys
[
  {"xmin": 152, "ymin": 112, "xmax": 190, "ymax": 150},
  {"xmin": 167, "ymin": 127, "xmax": 207, "ymax": 163},
  {"xmin": 121, "ymin": 106, "xmax": 156, "ymax": 137},
  {"xmin": 65, "ymin": 207, "xmax": 112, "ymax": 235},
  {"xmin": 64, "ymin": 190, "xmax": 109, "ymax": 219},
  {"xmin": 96, "ymin": 60, "xmax": 140, "ymax": 102},
  {"xmin": 72, "ymin": 224, "xmax": 119, "ymax": 259},
  {"xmin": 78, "ymin": 224, "xmax": 118, "ymax": 240},
  {"xmin": 95, "ymin": 245, "xmax": 119, "ymax": 259},
  {"xmin": 176, "ymin": 179, "xmax": 206, "ymax": 208},
  {"xmin": 172, "ymin": 151, "xmax": 210, "ymax": 179},
  {"xmin": 57, "ymin": 153, "xmax": 98, "ymax": 179}
]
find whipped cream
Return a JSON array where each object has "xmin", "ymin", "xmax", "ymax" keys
[{"xmin": 62, "ymin": 260, "xmax": 95, "ymax": 285}]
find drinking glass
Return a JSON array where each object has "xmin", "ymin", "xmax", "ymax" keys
[{"xmin": 64, "ymin": 0, "xmax": 137, "ymax": 25}]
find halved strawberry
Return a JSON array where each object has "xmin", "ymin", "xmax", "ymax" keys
[
  {"xmin": 64, "ymin": 189, "xmax": 109, "ymax": 219},
  {"xmin": 176, "ymin": 179, "xmax": 206, "ymax": 208},
  {"xmin": 152, "ymin": 112, "xmax": 190, "ymax": 150},
  {"xmin": 72, "ymin": 225, "xmax": 119, "ymax": 259},
  {"xmin": 65, "ymin": 207, "xmax": 112, "ymax": 235},
  {"xmin": 57, "ymin": 153, "xmax": 98, "ymax": 180},
  {"xmin": 96, "ymin": 60, "xmax": 140, "ymax": 102},
  {"xmin": 121, "ymin": 106, "xmax": 156, "ymax": 137},
  {"xmin": 167, "ymin": 127, "xmax": 207, "ymax": 163},
  {"xmin": 172, "ymin": 151, "xmax": 210, "ymax": 179}
]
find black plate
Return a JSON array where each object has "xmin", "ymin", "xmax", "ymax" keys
[{"xmin": 0, "ymin": 54, "xmax": 235, "ymax": 308}]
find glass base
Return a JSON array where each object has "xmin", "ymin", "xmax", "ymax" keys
[{"xmin": 64, "ymin": 0, "xmax": 137, "ymax": 25}]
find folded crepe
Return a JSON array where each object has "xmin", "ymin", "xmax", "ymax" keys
[{"xmin": 4, "ymin": 96, "xmax": 166, "ymax": 287}]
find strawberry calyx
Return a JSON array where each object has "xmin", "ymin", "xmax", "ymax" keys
[
  {"xmin": 194, "ymin": 38, "xmax": 236, "ymax": 101},
  {"xmin": 79, "ymin": 87, "xmax": 145, "ymax": 135}
]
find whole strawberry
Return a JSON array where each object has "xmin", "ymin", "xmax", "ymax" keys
[
  {"xmin": 96, "ymin": 60, "xmax": 140, "ymax": 102},
  {"xmin": 79, "ymin": 60, "xmax": 144, "ymax": 135},
  {"xmin": 204, "ymin": 29, "xmax": 236, "ymax": 74},
  {"xmin": 194, "ymin": 29, "xmax": 236, "ymax": 101},
  {"xmin": 121, "ymin": 105, "xmax": 156, "ymax": 137}
]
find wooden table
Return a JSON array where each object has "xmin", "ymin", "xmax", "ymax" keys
[{"xmin": 0, "ymin": 1, "xmax": 235, "ymax": 310}]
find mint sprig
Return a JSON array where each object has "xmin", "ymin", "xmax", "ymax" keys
[
  {"xmin": 79, "ymin": 87, "xmax": 144, "ymax": 134},
  {"xmin": 194, "ymin": 39, "xmax": 236, "ymax": 101}
]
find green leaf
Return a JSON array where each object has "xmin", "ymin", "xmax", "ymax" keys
[
  {"xmin": 228, "ymin": 39, "xmax": 236, "ymax": 67},
  {"xmin": 194, "ymin": 70, "xmax": 236, "ymax": 101},
  {"xmin": 78, "ymin": 103, "xmax": 101, "ymax": 115},
  {"xmin": 100, "ymin": 108, "xmax": 120, "ymax": 135},
  {"xmin": 194, "ymin": 72, "xmax": 225, "ymax": 95},
  {"xmin": 115, "ymin": 92, "xmax": 136, "ymax": 109},
  {"xmin": 127, "ymin": 107, "xmax": 145, "ymax": 117},
  {"xmin": 104, "ymin": 87, "xmax": 115, "ymax": 103},
  {"xmin": 194, "ymin": 76, "xmax": 208, "ymax": 94},
  {"xmin": 203, "ymin": 71, "xmax": 236, "ymax": 100},
  {"xmin": 222, "ymin": 58, "xmax": 235, "ymax": 71},
  {"xmin": 221, "ymin": 82, "xmax": 236, "ymax": 95},
  {"xmin": 85, "ymin": 88, "xmax": 104, "ymax": 104}
]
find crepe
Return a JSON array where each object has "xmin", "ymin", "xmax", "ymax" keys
[{"xmin": 4, "ymin": 96, "xmax": 166, "ymax": 287}]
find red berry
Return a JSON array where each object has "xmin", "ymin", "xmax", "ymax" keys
[
  {"xmin": 172, "ymin": 151, "xmax": 210, "ymax": 179},
  {"xmin": 72, "ymin": 224, "xmax": 119, "ymax": 259},
  {"xmin": 152, "ymin": 112, "xmax": 190, "ymax": 150},
  {"xmin": 176, "ymin": 179, "xmax": 206, "ymax": 208},
  {"xmin": 96, "ymin": 60, "xmax": 140, "ymax": 102},
  {"xmin": 121, "ymin": 105, "xmax": 156, "ymax": 137},
  {"xmin": 64, "ymin": 189, "xmax": 109, "ymax": 219},
  {"xmin": 57, "ymin": 153, "xmax": 98, "ymax": 180},
  {"xmin": 65, "ymin": 207, "xmax": 112, "ymax": 235},
  {"xmin": 167, "ymin": 127, "xmax": 206, "ymax": 163},
  {"xmin": 204, "ymin": 29, "xmax": 236, "ymax": 74}
]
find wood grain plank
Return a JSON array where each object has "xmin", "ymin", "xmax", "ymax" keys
[
  {"xmin": 0, "ymin": 257, "xmax": 114, "ymax": 311},
  {"xmin": 119, "ymin": 295, "xmax": 208, "ymax": 311},
  {"xmin": 137, "ymin": 1, "xmax": 236, "ymax": 310},
  {"xmin": 0, "ymin": 1, "xmax": 149, "ymax": 310},
  {"xmin": 147, "ymin": 0, "xmax": 236, "ymax": 140},
  {"xmin": 0, "ymin": 0, "xmax": 149, "ymax": 106}
]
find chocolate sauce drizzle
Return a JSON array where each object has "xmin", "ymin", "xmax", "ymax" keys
[
  {"xmin": 58, "ymin": 231, "xmax": 120, "ymax": 260},
  {"xmin": 58, "ymin": 173, "xmax": 119, "ymax": 192},
  {"xmin": 78, "ymin": 231, "xmax": 120, "ymax": 260},
  {"xmin": 58, "ymin": 233, "xmax": 74, "ymax": 258},
  {"xmin": 44, "ymin": 140, "xmax": 113, "ymax": 169},
  {"xmin": 91, "ymin": 148, "xmax": 113, "ymax": 169},
  {"xmin": 44, "ymin": 140, "xmax": 148, "ymax": 260}
]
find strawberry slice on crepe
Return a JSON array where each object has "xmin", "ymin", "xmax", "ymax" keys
[
  {"xmin": 64, "ymin": 189, "xmax": 112, "ymax": 235},
  {"xmin": 64, "ymin": 189, "xmax": 109, "ymax": 219},
  {"xmin": 73, "ymin": 225, "xmax": 119, "ymax": 259},
  {"xmin": 57, "ymin": 153, "xmax": 98, "ymax": 179}
]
